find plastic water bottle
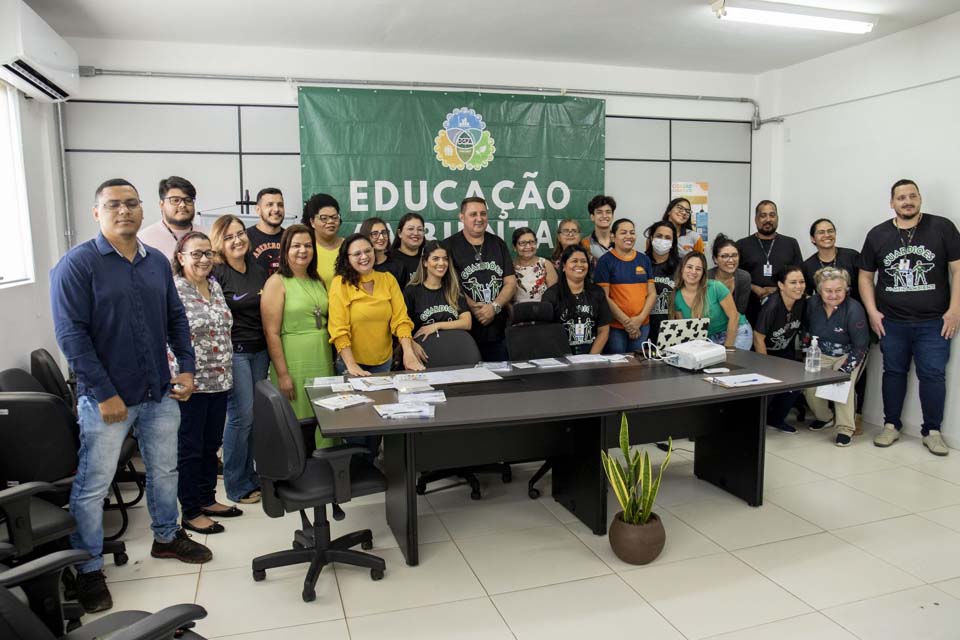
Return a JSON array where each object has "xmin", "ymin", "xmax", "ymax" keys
[{"xmin": 805, "ymin": 336, "xmax": 822, "ymax": 373}]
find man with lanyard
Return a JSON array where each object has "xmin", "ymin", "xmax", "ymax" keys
[
  {"xmin": 736, "ymin": 200, "xmax": 803, "ymax": 325},
  {"xmin": 859, "ymin": 179, "xmax": 960, "ymax": 456},
  {"xmin": 138, "ymin": 176, "xmax": 204, "ymax": 259},
  {"xmin": 442, "ymin": 197, "xmax": 518, "ymax": 361},
  {"xmin": 581, "ymin": 194, "xmax": 616, "ymax": 269},
  {"xmin": 50, "ymin": 179, "xmax": 212, "ymax": 613},
  {"xmin": 245, "ymin": 187, "xmax": 285, "ymax": 275}
]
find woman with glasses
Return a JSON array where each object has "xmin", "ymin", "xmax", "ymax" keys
[
  {"xmin": 171, "ymin": 231, "xmax": 237, "ymax": 534},
  {"xmin": 390, "ymin": 212, "xmax": 426, "ymax": 281},
  {"xmin": 512, "ymin": 227, "xmax": 558, "ymax": 304},
  {"xmin": 210, "ymin": 215, "xmax": 268, "ymax": 505},
  {"xmin": 643, "ymin": 221, "xmax": 680, "ymax": 345},
  {"xmin": 359, "ymin": 217, "xmax": 409, "ymax": 285},
  {"xmin": 708, "ymin": 233, "xmax": 752, "ymax": 321},
  {"xmin": 403, "ymin": 240, "xmax": 471, "ymax": 338},
  {"xmin": 662, "ymin": 198, "xmax": 704, "ymax": 258},
  {"xmin": 595, "ymin": 219, "xmax": 657, "ymax": 353},
  {"xmin": 668, "ymin": 252, "xmax": 743, "ymax": 351},
  {"xmin": 551, "ymin": 219, "xmax": 582, "ymax": 272},
  {"xmin": 261, "ymin": 225, "xmax": 336, "ymax": 448},
  {"xmin": 802, "ymin": 267, "xmax": 869, "ymax": 447},
  {"xmin": 543, "ymin": 245, "xmax": 612, "ymax": 355},
  {"xmin": 302, "ymin": 193, "xmax": 343, "ymax": 288}
]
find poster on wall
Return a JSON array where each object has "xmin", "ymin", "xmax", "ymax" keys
[
  {"xmin": 671, "ymin": 181, "xmax": 710, "ymax": 242},
  {"xmin": 298, "ymin": 87, "xmax": 605, "ymax": 251}
]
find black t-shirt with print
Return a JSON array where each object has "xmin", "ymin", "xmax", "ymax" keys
[
  {"xmin": 802, "ymin": 247, "xmax": 860, "ymax": 299},
  {"xmin": 391, "ymin": 250, "xmax": 421, "ymax": 284},
  {"xmin": 442, "ymin": 232, "xmax": 516, "ymax": 344},
  {"xmin": 211, "ymin": 256, "xmax": 269, "ymax": 352},
  {"xmin": 541, "ymin": 283, "xmax": 613, "ymax": 355},
  {"xmin": 859, "ymin": 214, "xmax": 960, "ymax": 322},
  {"xmin": 375, "ymin": 257, "xmax": 409, "ymax": 287},
  {"xmin": 245, "ymin": 225, "xmax": 283, "ymax": 276},
  {"xmin": 754, "ymin": 292, "xmax": 806, "ymax": 360},
  {"xmin": 648, "ymin": 259, "xmax": 678, "ymax": 343},
  {"xmin": 402, "ymin": 283, "xmax": 468, "ymax": 333}
]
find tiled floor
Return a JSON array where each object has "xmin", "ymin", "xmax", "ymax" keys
[{"xmin": 88, "ymin": 421, "xmax": 960, "ymax": 639}]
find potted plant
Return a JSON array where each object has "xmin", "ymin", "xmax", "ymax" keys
[{"xmin": 601, "ymin": 413, "xmax": 672, "ymax": 565}]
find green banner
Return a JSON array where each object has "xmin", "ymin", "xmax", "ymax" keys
[{"xmin": 298, "ymin": 87, "xmax": 605, "ymax": 251}]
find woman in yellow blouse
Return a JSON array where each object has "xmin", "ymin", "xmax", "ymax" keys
[
  {"xmin": 301, "ymin": 192, "xmax": 343, "ymax": 288},
  {"xmin": 328, "ymin": 233, "xmax": 426, "ymax": 377}
]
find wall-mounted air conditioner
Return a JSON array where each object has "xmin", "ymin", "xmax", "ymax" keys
[{"xmin": 0, "ymin": 0, "xmax": 78, "ymax": 102}]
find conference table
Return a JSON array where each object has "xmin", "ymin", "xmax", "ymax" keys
[{"xmin": 307, "ymin": 351, "xmax": 846, "ymax": 566}]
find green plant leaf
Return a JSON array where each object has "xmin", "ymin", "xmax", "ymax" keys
[
  {"xmin": 619, "ymin": 413, "xmax": 630, "ymax": 462},
  {"xmin": 601, "ymin": 451, "xmax": 630, "ymax": 513}
]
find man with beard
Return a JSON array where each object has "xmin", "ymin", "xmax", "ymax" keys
[
  {"xmin": 737, "ymin": 200, "xmax": 803, "ymax": 325},
  {"xmin": 246, "ymin": 187, "xmax": 285, "ymax": 275},
  {"xmin": 442, "ymin": 197, "xmax": 517, "ymax": 360},
  {"xmin": 138, "ymin": 176, "xmax": 204, "ymax": 258},
  {"xmin": 860, "ymin": 179, "xmax": 960, "ymax": 456}
]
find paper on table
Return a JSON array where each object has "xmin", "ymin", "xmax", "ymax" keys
[
  {"xmin": 374, "ymin": 402, "xmax": 435, "ymax": 419},
  {"xmin": 530, "ymin": 357, "xmax": 569, "ymax": 368},
  {"xmin": 566, "ymin": 354, "xmax": 609, "ymax": 364},
  {"xmin": 480, "ymin": 361, "xmax": 512, "ymax": 372},
  {"xmin": 450, "ymin": 367, "xmax": 502, "ymax": 383},
  {"xmin": 330, "ymin": 383, "xmax": 354, "ymax": 392},
  {"xmin": 308, "ymin": 375, "xmax": 345, "ymax": 387},
  {"xmin": 816, "ymin": 380, "xmax": 851, "ymax": 403},
  {"xmin": 704, "ymin": 373, "xmax": 781, "ymax": 388},
  {"xmin": 349, "ymin": 376, "xmax": 395, "ymax": 392},
  {"xmin": 397, "ymin": 390, "xmax": 446, "ymax": 403},
  {"xmin": 312, "ymin": 393, "xmax": 374, "ymax": 410},
  {"xmin": 512, "ymin": 361, "xmax": 536, "ymax": 369}
]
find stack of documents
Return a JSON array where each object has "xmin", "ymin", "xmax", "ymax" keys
[
  {"xmin": 530, "ymin": 358, "xmax": 569, "ymax": 368},
  {"xmin": 703, "ymin": 374, "xmax": 781, "ymax": 388},
  {"xmin": 480, "ymin": 361, "xmax": 512, "ymax": 372},
  {"xmin": 397, "ymin": 390, "xmax": 446, "ymax": 403},
  {"xmin": 373, "ymin": 402, "xmax": 436, "ymax": 419},
  {"xmin": 394, "ymin": 379, "xmax": 434, "ymax": 393},
  {"xmin": 565, "ymin": 354, "xmax": 629, "ymax": 364},
  {"xmin": 349, "ymin": 377, "xmax": 396, "ymax": 392},
  {"xmin": 307, "ymin": 375, "xmax": 345, "ymax": 387},
  {"xmin": 312, "ymin": 393, "xmax": 374, "ymax": 411}
]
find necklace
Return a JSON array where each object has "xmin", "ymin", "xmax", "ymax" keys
[
  {"xmin": 293, "ymin": 277, "xmax": 326, "ymax": 329},
  {"xmin": 893, "ymin": 212, "xmax": 922, "ymax": 249},
  {"xmin": 470, "ymin": 235, "xmax": 485, "ymax": 262},
  {"xmin": 817, "ymin": 249, "xmax": 838, "ymax": 269}
]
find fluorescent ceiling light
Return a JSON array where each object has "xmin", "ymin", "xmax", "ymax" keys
[{"xmin": 711, "ymin": 0, "xmax": 878, "ymax": 34}]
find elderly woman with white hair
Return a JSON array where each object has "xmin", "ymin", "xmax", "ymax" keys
[{"xmin": 803, "ymin": 267, "xmax": 870, "ymax": 447}]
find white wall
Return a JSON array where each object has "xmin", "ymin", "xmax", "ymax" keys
[{"xmin": 754, "ymin": 10, "xmax": 960, "ymax": 437}]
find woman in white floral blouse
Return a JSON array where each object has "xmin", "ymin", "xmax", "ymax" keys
[{"xmin": 172, "ymin": 231, "xmax": 237, "ymax": 535}]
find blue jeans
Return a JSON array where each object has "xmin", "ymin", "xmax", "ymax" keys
[
  {"xmin": 335, "ymin": 356, "xmax": 393, "ymax": 456},
  {"xmin": 880, "ymin": 317, "xmax": 952, "ymax": 435},
  {"xmin": 709, "ymin": 323, "xmax": 754, "ymax": 350},
  {"xmin": 178, "ymin": 391, "xmax": 229, "ymax": 520},
  {"xmin": 71, "ymin": 395, "xmax": 181, "ymax": 573},
  {"xmin": 605, "ymin": 325, "xmax": 650, "ymax": 355},
  {"xmin": 223, "ymin": 349, "xmax": 269, "ymax": 501}
]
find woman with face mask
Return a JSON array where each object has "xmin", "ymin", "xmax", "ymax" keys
[{"xmin": 643, "ymin": 221, "xmax": 680, "ymax": 345}]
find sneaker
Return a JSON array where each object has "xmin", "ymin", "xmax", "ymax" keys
[
  {"xmin": 874, "ymin": 423, "xmax": 900, "ymax": 448},
  {"xmin": 809, "ymin": 419, "xmax": 834, "ymax": 431},
  {"xmin": 835, "ymin": 434, "xmax": 852, "ymax": 447},
  {"xmin": 76, "ymin": 570, "xmax": 112, "ymax": 613},
  {"xmin": 768, "ymin": 422, "xmax": 798, "ymax": 434},
  {"xmin": 923, "ymin": 431, "xmax": 950, "ymax": 457},
  {"xmin": 151, "ymin": 529, "xmax": 213, "ymax": 564}
]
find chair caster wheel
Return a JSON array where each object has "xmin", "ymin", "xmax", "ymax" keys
[
  {"xmin": 470, "ymin": 489, "xmax": 482, "ymax": 500},
  {"xmin": 114, "ymin": 552, "xmax": 129, "ymax": 566},
  {"xmin": 252, "ymin": 569, "xmax": 266, "ymax": 582},
  {"xmin": 415, "ymin": 483, "xmax": 426, "ymax": 495},
  {"xmin": 361, "ymin": 540, "xmax": 373, "ymax": 550},
  {"xmin": 502, "ymin": 471, "xmax": 512, "ymax": 483},
  {"xmin": 528, "ymin": 488, "xmax": 540, "ymax": 499},
  {"xmin": 302, "ymin": 588, "xmax": 316, "ymax": 602},
  {"xmin": 371, "ymin": 568, "xmax": 384, "ymax": 581}
]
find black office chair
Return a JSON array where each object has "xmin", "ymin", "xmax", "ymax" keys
[
  {"xmin": 505, "ymin": 302, "xmax": 572, "ymax": 499},
  {"xmin": 414, "ymin": 329, "xmax": 512, "ymax": 500},
  {"xmin": 0, "ymin": 548, "xmax": 207, "ymax": 639},
  {"xmin": 251, "ymin": 380, "xmax": 386, "ymax": 603}
]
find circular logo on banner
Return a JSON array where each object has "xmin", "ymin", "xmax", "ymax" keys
[{"xmin": 434, "ymin": 107, "xmax": 495, "ymax": 171}]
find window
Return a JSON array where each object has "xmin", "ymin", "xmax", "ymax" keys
[{"xmin": 0, "ymin": 81, "xmax": 34, "ymax": 288}]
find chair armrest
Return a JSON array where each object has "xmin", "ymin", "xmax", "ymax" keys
[
  {"xmin": 110, "ymin": 603, "xmax": 208, "ymax": 640},
  {"xmin": 0, "ymin": 549, "xmax": 90, "ymax": 588},
  {"xmin": 0, "ymin": 481, "xmax": 59, "ymax": 506},
  {"xmin": 311, "ymin": 445, "xmax": 371, "ymax": 504},
  {"xmin": 0, "ymin": 542, "xmax": 14, "ymax": 561},
  {"xmin": 0, "ymin": 482, "xmax": 60, "ymax": 556}
]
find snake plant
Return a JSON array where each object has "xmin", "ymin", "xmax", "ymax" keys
[{"xmin": 600, "ymin": 413, "xmax": 672, "ymax": 526}]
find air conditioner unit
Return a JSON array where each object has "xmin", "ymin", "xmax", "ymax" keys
[{"xmin": 0, "ymin": 0, "xmax": 78, "ymax": 102}]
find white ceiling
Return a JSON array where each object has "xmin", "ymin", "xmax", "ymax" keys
[{"xmin": 24, "ymin": 0, "xmax": 960, "ymax": 74}]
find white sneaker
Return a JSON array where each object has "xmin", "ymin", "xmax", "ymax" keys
[
  {"xmin": 874, "ymin": 423, "xmax": 900, "ymax": 448},
  {"xmin": 923, "ymin": 431, "xmax": 950, "ymax": 457}
]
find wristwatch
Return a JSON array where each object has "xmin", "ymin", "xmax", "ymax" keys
[{"xmin": 492, "ymin": 301, "xmax": 502, "ymax": 314}]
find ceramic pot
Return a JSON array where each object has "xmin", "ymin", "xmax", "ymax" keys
[{"xmin": 608, "ymin": 511, "xmax": 665, "ymax": 565}]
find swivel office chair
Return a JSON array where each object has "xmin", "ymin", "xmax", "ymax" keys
[
  {"xmin": 505, "ymin": 302, "xmax": 572, "ymax": 499},
  {"xmin": 251, "ymin": 380, "xmax": 386, "ymax": 603},
  {"xmin": 415, "ymin": 329, "xmax": 512, "ymax": 500}
]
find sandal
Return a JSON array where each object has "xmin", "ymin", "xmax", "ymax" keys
[
  {"xmin": 200, "ymin": 505, "xmax": 243, "ymax": 518},
  {"xmin": 238, "ymin": 489, "xmax": 262, "ymax": 504},
  {"xmin": 182, "ymin": 519, "xmax": 225, "ymax": 535}
]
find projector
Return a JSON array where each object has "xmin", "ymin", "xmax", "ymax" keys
[{"xmin": 663, "ymin": 339, "xmax": 727, "ymax": 371}]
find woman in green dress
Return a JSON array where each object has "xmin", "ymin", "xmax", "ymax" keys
[{"xmin": 261, "ymin": 224, "xmax": 338, "ymax": 448}]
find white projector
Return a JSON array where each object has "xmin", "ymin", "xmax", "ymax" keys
[{"xmin": 663, "ymin": 339, "xmax": 727, "ymax": 371}]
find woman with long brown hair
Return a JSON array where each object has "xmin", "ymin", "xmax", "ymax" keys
[{"xmin": 668, "ymin": 251, "xmax": 741, "ymax": 350}]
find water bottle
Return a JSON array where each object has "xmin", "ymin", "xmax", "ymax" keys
[{"xmin": 805, "ymin": 336, "xmax": 822, "ymax": 373}]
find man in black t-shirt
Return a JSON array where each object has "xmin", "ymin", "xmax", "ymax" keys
[
  {"xmin": 245, "ymin": 188, "xmax": 284, "ymax": 275},
  {"xmin": 859, "ymin": 179, "xmax": 960, "ymax": 456},
  {"xmin": 736, "ymin": 200, "xmax": 803, "ymax": 325},
  {"xmin": 442, "ymin": 197, "xmax": 517, "ymax": 361}
]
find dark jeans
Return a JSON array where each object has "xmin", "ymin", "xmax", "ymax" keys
[
  {"xmin": 880, "ymin": 317, "xmax": 951, "ymax": 435},
  {"xmin": 178, "ymin": 391, "xmax": 229, "ymax": 520},
  {"xmin": 766, "ymin": 350, "xmax": 801, "ymax": 426}
]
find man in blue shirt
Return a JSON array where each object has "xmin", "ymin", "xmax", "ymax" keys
[{"xmin": 50, "ymin": 178, "xmax": 212, "ymax": 613}]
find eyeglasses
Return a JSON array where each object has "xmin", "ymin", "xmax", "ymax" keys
[
  {"xmin": 100, "ymin": 199, "xmax": 142, "ymax": 212},
  {"xmin": 369, "ymin": 230, "xmax": 389, "ymax": 239},
  {"xmin": 316, "ymin": 214, "xmax": 340, "ymax": 224},
  {"xmin": 517, "ymin": 240, "xmax": 537, "ymax": 247},
  {"xmin": 674, "ymin": 206, "xmax": 692, "ymax": 215},
  {"xmin": 348, "ymin": 249, "xmax": 374, "ymax": 259},
  {"xmin": 718, "ymin": 253, "xmax": 739, "ymax": 260},
  {"xmin": 181, "ymin": 250, "xmax": 215, "ymax": 260},
  {"xmin": 223, "ymin": 229, "xmax": 247, "ymax": 243},
  {"xmin": 559, "ymin": 229, "xmax": 580, "ymax": 236},
  {"xmin": 164, "ymin": 196, "xmax": 195, "ymax": 207},
  {"xmin": 814, "ymin": 229, "xmax": 836, "ymax": 236}
]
